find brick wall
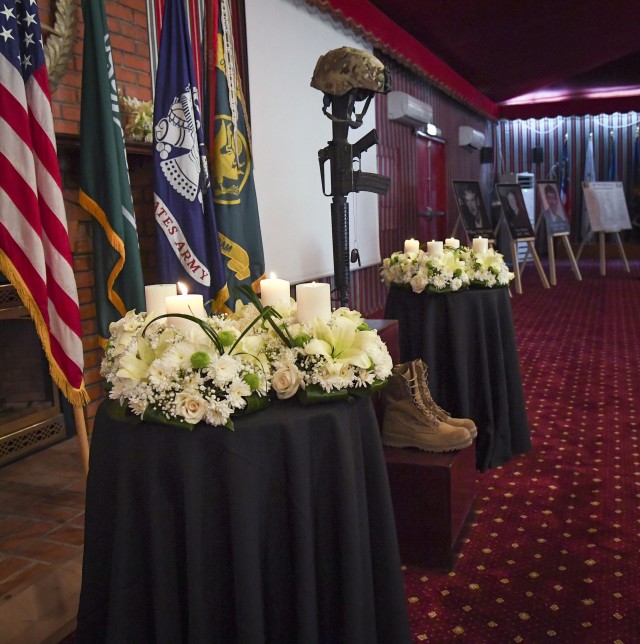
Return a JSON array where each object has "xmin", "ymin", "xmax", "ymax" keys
[
  {"xmin": 47, "ymin": 0, "xmax": 152, "ymax": 135},
  {"xmin": 45, "ymin": 0, "xmax": 154, "ymax": 431}
]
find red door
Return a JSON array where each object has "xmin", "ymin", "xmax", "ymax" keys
[{"xmin": 416, "ymin": 136, "xmax": 447, "ymax": 241}]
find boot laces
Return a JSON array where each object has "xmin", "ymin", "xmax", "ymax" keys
[
  {"xmin": 407, "ymin": 374, "xmax": 438, "ymax": 422},
  {"xmin": 414, "ymin": 361, "xmax": 448, "ymax": 417}
]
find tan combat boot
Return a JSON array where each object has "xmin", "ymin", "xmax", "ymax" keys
[
  {"xmin": 411, "ymin": 359, "xmax": 477, "ymax": 439},
  {"xmin": 382, "ymin": 363, "xmax": 473, "ymax": 452}
]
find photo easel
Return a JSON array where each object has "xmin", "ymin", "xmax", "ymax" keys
[
  {"xmin": 578, "ymin": 181, "xmax": 631, "ymax": 276},
  {"xmin": 576, "ymin": 229, "xmax": 630, "ymax": 276},
  {"xmin": 533, "ymin": 217, "xmax": 582, "ymax": 285},
  {"xmin": 451, "ymin": 181, "xmax": 496, "ymax": 246},
  {"xmin": 546, "ymin": 232, "xmax": 582, "ymax": 285},
  {"xmin": 509, "ymin": 234, "xmax": 550, "ymax": 294},
  {"xmin": 535, "ymin": 181, "xmax": 581, "ymax": 284},
  {"xmin": 496, "ymin": 184, "xmax": 549, "ymax": 294}
]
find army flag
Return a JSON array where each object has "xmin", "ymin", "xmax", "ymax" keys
[
  {"xmin": 153, "ymin": 0, "xmax": 228, "ymax": 311},
  {"xmin": 79, "ymin": 0, "xmax": 145, "ymax": 345},
  {"xmin": 212, "ymin": 0, "xmax": 265, "ymax": 309}
]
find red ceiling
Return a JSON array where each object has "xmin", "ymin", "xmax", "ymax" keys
[{"xmin": 368, "ymin": 0, "xmax": 640, "ymax": 118}]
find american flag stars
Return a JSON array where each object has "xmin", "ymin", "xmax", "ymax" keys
[{"xmin": 0, "ymin": 0, "xmax": 43, "ymax": 75}]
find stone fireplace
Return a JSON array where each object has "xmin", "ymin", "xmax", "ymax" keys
[{"xmin": 0, "ymin": 278, "xmax": 68, "ymax": 467}]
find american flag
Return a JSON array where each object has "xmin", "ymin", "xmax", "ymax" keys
[{"xmin": 0, "ymin": 0, "xmax": 87, "ymax": 405}]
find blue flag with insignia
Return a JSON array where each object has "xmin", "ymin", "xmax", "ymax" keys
[
  {"xmin": 153, "ymin": 0, "xmax": 227, "ymax": 311},
  {"xmin": 213, "ymin": 5, "xmax": 265, "ymax": 309}
]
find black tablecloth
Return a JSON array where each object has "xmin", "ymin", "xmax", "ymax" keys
[
  {"xmin": 384, "ymin": 286, "xmax": 531, "ymax": 471},
  {"xmin": 76, "ymin": 397, "xmax": 411, "ymax": 644}
]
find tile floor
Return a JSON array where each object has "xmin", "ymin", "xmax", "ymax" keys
[{"xmin": 0, "ymin": 437, "xmax": 86, "ymax": 600}]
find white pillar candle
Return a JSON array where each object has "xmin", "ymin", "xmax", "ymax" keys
[
  {"xmin": 145, "ymin": 284, "xmax": 177, "ymax": 316},
  {"xmin": 472, "ymin": 237, "xmax": 489, "ymax": 254},
  {"xmin": 444, "ymin": 237, "xmax": 460, "ymax": 249},
  {"xmin": 260, "ymin": 273, "xmax": 290, "ymax": 307},
  {"xmin": 165, "ymin": 283, "xmax": 207, "ymax": 333},
  {"xmin": 426, "ymin": 240, "xmax": 444, "ymax": 256},
  {"xmin": 295, "ymin": 282, "xmax": 331, "ymax": 325},
  {"xmin": 404, "ymin": 238, "xmax": 420, "ymax": 253}
]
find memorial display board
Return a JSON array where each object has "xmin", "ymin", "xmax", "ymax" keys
[{"xmin": 582, "ymin": 181, "xmax": 631, "ymax": 233}]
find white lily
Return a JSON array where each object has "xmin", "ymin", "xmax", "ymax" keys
[
  {"xmin": 304, "ymin": 317, "xmax": 372, "ymax": 369},
  {"xmin": 116, "ymin": 352, "xmax": 150, "ymax": 381}
]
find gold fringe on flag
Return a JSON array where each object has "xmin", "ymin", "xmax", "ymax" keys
[{"xmin": 0, "ymin": 251, "xmax": 89, "ymax": 407}]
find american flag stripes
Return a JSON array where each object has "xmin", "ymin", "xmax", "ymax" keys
[{"xmin": 0, "ymin": 0, "xmax": 87, "ymax": 405}]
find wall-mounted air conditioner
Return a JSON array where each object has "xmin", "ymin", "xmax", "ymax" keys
[
  {"xmin": 458, "ymin": 126, "xmax": 485, "ymax": 149},
  {"xmin": 387, "ymin": 91, "xmax": 433, "ymax": 128}
]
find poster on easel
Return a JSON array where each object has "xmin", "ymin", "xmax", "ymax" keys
[
  {"xmin": 452, "ymin": 181, "xmax": 495, "ymax": 240},
  {"xmin": 495, "ymin": 183, "xmax": 549, "ymax": 293},
  {"xmin": 537, "ymin": 182, "xmax": 570, "ymax": 235},
  {"xmin": 582, "ymin": 181, "xmax": 632, "ymax": 232},
  {"xmin": 536, "ymin": 182, "xmax": 581, "ymax": 284},
  {"xmin": 578, "ymin": 181, "xmax": 631, "ymax": 276},
  {"xmin": 496, "ymin": 184, "xmax": 536, "ymax": 239}
]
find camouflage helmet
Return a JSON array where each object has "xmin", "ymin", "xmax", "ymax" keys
[{"xmin": 310, "ymin": 47, "xmax": 390, "ymax": 97}]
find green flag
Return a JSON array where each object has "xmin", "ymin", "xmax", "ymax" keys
[
  {"xmin": 212, "ymin": 16, "xmax": 265, "ymax": 311},
  {"xmin": 79, "ymin": 0, "xmax": 145, "ymax": 345}
]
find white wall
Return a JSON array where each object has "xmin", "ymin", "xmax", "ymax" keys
[{"xmin": 245, "ymin": 0, "xmax": 381, "ymax": 284}]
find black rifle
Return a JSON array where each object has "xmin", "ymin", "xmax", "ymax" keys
[
  {"xmin": 318, "ymin": 129, "xmax": 391, "ymax": 198},
  {"xmin": 317, "ymin": 95, "xmax": 390, "ymax": 307}
]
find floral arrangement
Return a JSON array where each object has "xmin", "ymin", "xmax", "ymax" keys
[
  {"xmin": 119, "ymin": 93, "xmax": 154, "ymax": 143},
  {"xmin": 467, "ymin": 247, "xmax": 515, "ymax": 288},
  {"xmin": 380, "ymin": 245, "xmax": 513, "ymax": 294},
  {"xmin": 101, "ymin": 290, "xmax": 392, "ymax": 430}
]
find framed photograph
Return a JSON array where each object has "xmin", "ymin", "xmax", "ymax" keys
[
  {"xmin": 537, "ymin": 182, "xmax": 570, "ymax": 235},
  {"xmin": 496, "ymin": 183, "xmax": 536, "ymax": 239},
  {"xmin": 452, "ymin": 181, "xmax": 494, "ymax": 238}
]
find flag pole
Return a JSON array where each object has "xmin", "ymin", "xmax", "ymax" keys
[{"xmin": 73, "ymin": 405, "xmax": 90, "ymax": 478}]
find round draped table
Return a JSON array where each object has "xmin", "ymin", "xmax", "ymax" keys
[{"xmin": 76, "ymin": 397, "xmax": 411, "ymax": 644}]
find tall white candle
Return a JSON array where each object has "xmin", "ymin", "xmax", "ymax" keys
[
  {"xmin": 404, "ymin": 238, "xmax": 420, "ymax": 253},
  {"xmin": 426, "ymin": 240, "xmax": 444, "ymax": 256},
  {"xmin": 260, "ymin": 273, "xmax": 290, "ymax": 307},
  {"xmin": 444, "ymin": 237, "xmax": 460, "ymax": 249},
  {"xmin": 295, "ymin": 282, "xmax": 331, "ymax": 325},
  {"xmin": 472, "ymin": 237, "xmax": 489, "ymax": 254},
  {"xmin": 165, "ymin": 283, "xmax": 207, "ymax": 333},
  {"xmin": 145, "ymin": 284, "xmax": 177, "ymax": 316}
]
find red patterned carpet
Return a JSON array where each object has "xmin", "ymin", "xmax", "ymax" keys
[{"xmin": 402, "ymin": 259, "xmax": 640, "ymax": 642}]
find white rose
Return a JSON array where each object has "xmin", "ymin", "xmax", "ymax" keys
[
  {"xmin": 174, "ymin": 392, "xmax": 207, "ymax": 424},
  {"xmin": 271, "ymin": 364, "xmax": 302, "ymax": 399},
  {"xmin": 410, "ymin": 274, "xmax": 428, "ymax": 293}
]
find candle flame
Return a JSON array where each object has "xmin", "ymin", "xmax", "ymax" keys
[
  {"xmin": 270, "ymin": 271, "xmax": 277, "ymax": 279},
  {"xmin": 177, "ymin": 281, "xmax": 188, "ymax": 296}
]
